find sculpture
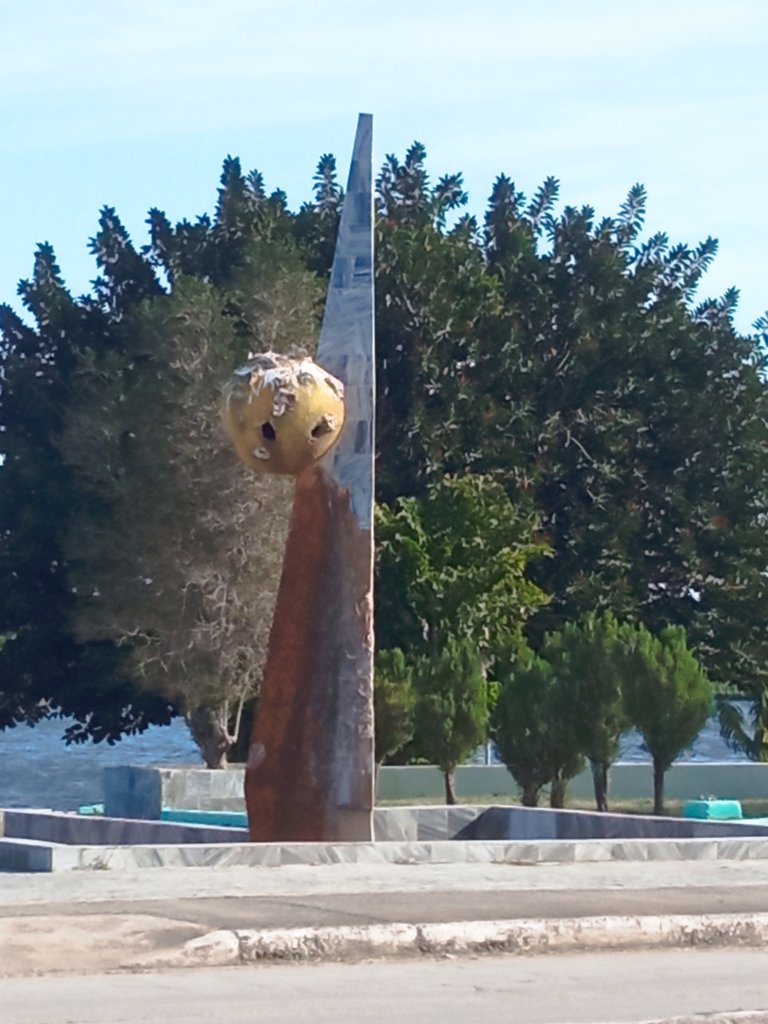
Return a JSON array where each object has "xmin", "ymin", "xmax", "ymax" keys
[
  {"xmin": 222, "ymin": 353, "xmax": 345, "ymax": 476},
  {"xmin": 222, "ymin": 114, "xmax": 375, "ymax": 842}
]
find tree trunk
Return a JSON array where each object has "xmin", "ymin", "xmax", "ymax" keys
[
  {"xmin": 228, "ymin": 699, "xmax": 256, "ymax": 763},
  {"xmin": 590, "ymin": 759, "xmax": 609, "ymax": 812},
  {"xmin": 550, "ymin": 777, "xmax": 566, "ymax": 808},
  {"xmin": 444, "ymin": 768, "xmax": 457, "ymax": 805},
  {"xmin": 186, "ymin": 706, "xmax": 231, "ymax": 769},
  {"xmin": 653, "ymin": 757, "xmax": 666, "ymax": 816},
  {"xmin": 521, "ymin": 782, "xmax": 540, "ymax": 807}
]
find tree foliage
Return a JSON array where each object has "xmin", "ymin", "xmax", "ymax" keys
[
  {"xmin": 2, "ymin": 136, "xmax": 767, "ymax": 771},
  {"xmin": 56, "ymin": 217, "xmax": 320, "ymax": 766},
  {"xmin": 0, "ymin": 158, "xmax": 321, "ymax": 761},
  {"xmin": 372, "ymin": 149, "xmax": 768, "ymax": 718},
  {"xmin": 373, "ymin": 648, "xmax": 416, "ymax": 766},
  {"xmin": 375, "ymin": 475, "xmax": 549, "ymax": 659},
  {"xmin": 0, "ymin": 243, "xmax": 177, "ymax": 741},
  {"xmin": 537, "ymin": 613, "xmax": 630, "ymax": 811},
  {"xmin": 491, "ymin": 646, "xmax": 584, "ymax": 807},
  {"xmin": 622, "ymin": 624, "xmax": 713, "ymax": 813},
  {"xmin": 412, "ymin": 637, "xmax": 488, "ymax": 805}
]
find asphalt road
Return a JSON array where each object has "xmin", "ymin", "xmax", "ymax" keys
[
  {"xmin": 1, "ymin": 950, "xmax": 768, "ymax": 1024},
  {"xmin": 6, "ymin": 885, "xmax": 768, "ymax": 930}
]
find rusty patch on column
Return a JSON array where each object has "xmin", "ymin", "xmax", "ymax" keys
[{"xmin": 244, "ymin": 464, "xmax": 373, "ymax": 842}]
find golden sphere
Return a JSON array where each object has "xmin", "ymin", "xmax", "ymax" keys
[{"xmin": 222, "ymin": 353, "xmax": 345, "ymax": 476}]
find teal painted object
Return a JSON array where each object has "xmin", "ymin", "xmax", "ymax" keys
[
  {"xmin": 160, "ymin": 808, "xmax": 248, "ymax": 828},
  {"xmin": 683, "ymin": 798, "xmax": 743, "ymax": 820},
  {"xmin": 78, "ymin": 803, "xmax": 105, "ymax": 816}
]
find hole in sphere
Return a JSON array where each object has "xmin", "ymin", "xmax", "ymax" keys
[
  {"xmin": 311, "ymin": 416, "xmax": 335, "ymax": 439},
  {"xmin": 261, "ymin": 422, "xmax": 277, "ymax": 441}
]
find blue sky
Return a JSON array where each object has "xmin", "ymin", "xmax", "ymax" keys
[{"xmin": 1, "ymin": 0, "xmax": 765, "ymax": 333}]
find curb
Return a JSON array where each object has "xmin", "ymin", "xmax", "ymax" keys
[{"xmin": 164, "ymin": 912, "xmax": 768, "ymax": 967}]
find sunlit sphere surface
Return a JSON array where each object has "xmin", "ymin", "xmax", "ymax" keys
[{"xmin": 222, "ymin": 352, "xmax": 345, "ymax": 475}]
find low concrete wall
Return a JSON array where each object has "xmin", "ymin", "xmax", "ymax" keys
[
  {"xmin": 5, "ymin": 806, "xmax": 768, "ymax": 873},
  {"xmin": 104, "ymin": 765, "xmax": 246, "ymax": 819},
  {"xmin": 456, "ymin": 804, "xmax": 768, "ymax": 841},
  {"xmin": 102, "ymin": 761, "xmax": 768, "ymax": 819},
  {"xmin": 1, "ymin": 808, "xmax": 249, "ymax": 845},
  {"xmin": 377, "ymin": 763, "xmax": 768, "ymax": 803}
]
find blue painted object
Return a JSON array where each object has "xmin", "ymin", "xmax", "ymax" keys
[
  {"xmin": 683, "ymin": 798, "xmax": 742, "ymax": 820},
  {"xmin": 78, "ymin": 803, "xmax": 105, "ymax": 816},
  {"xmin": 160, "ymin": 808, "xmax": 248, "ymax": 828}
]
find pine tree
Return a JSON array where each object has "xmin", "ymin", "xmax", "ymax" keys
[
  {"xmin": 491, "ymin": 646, "xmax": 584, "ymax": 807},
  {"xmin": 541, "ymin": 613, "xmax": 629, "ymax": 812},
  {"xmin": 412, "ymin": 637, "xmax": 487, "ymax": 804},
  {"xmin": 622, "ymin": 624, "xmax": 713, "ymax": 814}
]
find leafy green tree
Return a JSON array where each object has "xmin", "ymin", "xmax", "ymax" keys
[
  {"xmin": 622, "ymin": 624, "xmax": 713, "ymax": 814},
  {"xmin": 541, "ymin": 613, "xmax": 629, "ymax": 812},
  {"xmin": 376, "ymin": 475, "xmax": 549, "ymax": 660},
  {"xmin": 4, "ymin": 137, "xmax": 768, "ymax": 772},
  {"xmin": 0, "ymin": 243, "xmax": 176, "ymax": 742},
  {"xmin": 373, "ymin": 648, "xmax": 416, "ymax": 766},
  {"xmin": 374, "ymin": 146, "xmax": 497, "ymax": 504},
  {"xmin": 412, "ymin": 637, "xmax": 488, "ymax": 804},
  {"xmin": 58, "ymin": 245, "xmax": 319, "ymax": 766},
  {"xmin": 294, "ymin": 154, "xmax": 343, "ymax": 275},
  {"xmin": 372, "ymin": 146, "xmax": 768, "ymax": 721},
  {"xmin": 491, "ymin": 646, "xmax": 584, "ymax": 807},
  {"xmin": 0, "ymin": 153, "xmax": 319, "ymax": 762}
]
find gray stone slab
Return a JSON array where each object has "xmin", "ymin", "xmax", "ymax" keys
[
  {"xmin": 2, "ymin": 809, "xmax": 248, "ymax": 846},
  {"xmin": 454, "ymin": 805, "xmax": 768, "ymax": 842},
  {"xmin": 9, "ymin": 804, "xmax": 768, "ymax": 874},
  {"xmin": 0, "ymin": 838, "xmax": 54, "ymax": 872},
  {"xmin": 9, "ymin": 830, "xmax": 768, "ymax": 873}
]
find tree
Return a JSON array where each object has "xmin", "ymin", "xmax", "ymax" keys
[
  {"xmin": 1, "ymin": 152, "xmax": 321, "ymax": 762},
  {"xmin": 375, "ymin": 474, "xmax": 549, "ymax": 660},
  {"xmin": 373, "ymin": 648, "xmax": 415, "ymax": 766},
  {"xmin": 541, "ymin": 613, "xmax": 629, "ymax": 812},
  {"xmin": 491, "ymin": 646, "xmax": 584, "ymax": 807},
  {"xmin": 374, "ymin": 146, "xmax": 496, "ymax": 505},
  {"xmin": 294, "ymin": 154, "xmax": 343, "ymax": 275},
  {"xmin": 57, "ymin": 245, "xmax": 320, "ymax": 766},
  {"xmin": 372, "ymin": 147, "xmax": 768, "ymax": 718},
  {"xmin": 375, "ymin": 475, "xmax": 548, "ymax": 792},
  {"xmin": 412, "ymin": 637, "xmax": 488, "ymax": 804},
  {"xmin": 0, "ymin": 243, "xmax": 177, "ymax": 743},
  {"xmin": 5, "ymin": 139, "xmax": 768, "ymax": 768},
  {"xmin": 622, "ymin": 624, "xmax": 713, "ymax": 814}
]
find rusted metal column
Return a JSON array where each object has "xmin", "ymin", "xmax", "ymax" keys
[{"xmin": 239, "ymin": 114, "xmax": 375, "ymax": 841}]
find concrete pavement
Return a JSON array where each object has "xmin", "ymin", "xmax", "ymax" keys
[{"xmin": 3, "ymin": 855, "xmax": 768, "ymax": 975}]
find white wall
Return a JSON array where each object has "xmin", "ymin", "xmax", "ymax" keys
[{"xmin": 376, "ymin": 763, "xmax": 768, "ymax": 803}]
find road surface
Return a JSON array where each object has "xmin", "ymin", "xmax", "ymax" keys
[{"xmin": 1, "ymin": 949, "xmax": 767, "ymax": 1024}]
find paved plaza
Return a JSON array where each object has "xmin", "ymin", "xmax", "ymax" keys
[{"xmin": 3, "ymin": 850, "xmax": 768, "ymax": 975}]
